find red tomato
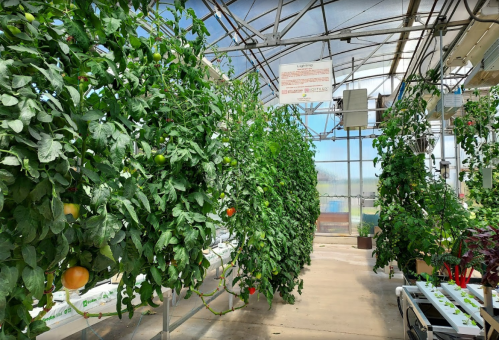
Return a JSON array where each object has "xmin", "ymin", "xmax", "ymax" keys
[
  {"xmin": 249, "ymin": 287, "xmax": 256, "ymax": 295},
  {"xmin": 227, "ymin": 207, "xmax": 235, "ymax": 217}
]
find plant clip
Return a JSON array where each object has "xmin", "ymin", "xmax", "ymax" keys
[
  {"xmin": 68, "ymin": 187, "xmax": 78, "ymax": 192},
  {"xmin": 44, "ymin": 285, "xmax": 55, "ymax": 294},
  {"xmin": 83, "ymin": 312, "xmax": 89, "ymax": 319},
  {"xmin": 224, "ymin": 286, "xmax": 227, "ymax": 290},
  {"xmin": 232, "ymin": 307, "xmax": 234, "ymax": 311},
  {"xmin": 43, "ymin": 306, "xmax": 52, "ymax": 313},
  {"xmin": 200, "ymin": 293, "xmax": 203, "ymax": 297},
  {"xmin": 98, "ymin": 313, "xmax": 103, "ymax": 319},
  {"xmin": 220, "ymin": 275, "xmax": 224, "ymax": 279},
  {"xmin": 219, "ymin": 312, "xmax": 223, "ymax": 316},
  {"xmin": 217, "ymin": 288, "xmax": 220, "ymax": 291},
  {"xmin": 206, "ymin": 305, "xmax": 209, "ymax": 309},
  {"xmin": 234, "ymin": 294, "xmax": 238, "ymax": 298},
  {"xmin": 44, "ymin": 270, "xmax": 56, "ymax": 275}
]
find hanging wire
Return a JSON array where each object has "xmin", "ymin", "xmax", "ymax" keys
[{"xmin": 330, "ymin": 0, "xmax": 387, "ymax": 32}]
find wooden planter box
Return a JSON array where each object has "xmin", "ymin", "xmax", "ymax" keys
[
  {"xmin": 481, "ymin": 307, "xmax": 499, "ymax": 340},
  {"xmin": 357, "ymin": 236, "xmax": 372, "ymax": 249}
]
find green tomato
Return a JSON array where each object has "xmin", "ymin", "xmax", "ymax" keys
[
  {"xmin": 263, "ymin": 187, "xmax": 268, "ymax": 192},
  {"xmin": 264, "ymin": 201, "xmax": 269, "ymax": 207},
  {"xmin": 25, "ymin": 13, "xmax": 35, "ymax": 23},
  {"xmin": 223, "ymin": 156, "xmax": 231, "ymax": 164},
  {"xmin": 219, "ymin": 192, "xmax": 225, "ymax": 199},
  {"xmin": 273, "ymin": 270, "xmax": 279, "ymax": 275},
  {"xmin": 259, "ymin": 241, "xmax": 264, "ymax": 248},
  {"xmin": 159, "ymin": 136, "xmax": 165, "ymax": 143},
  {"xmin": 154, "ymin": 154, "xmax": 166, "ymax": 165},
  {"xmin": 230, "ymin": 160, "xmax": 238, "ymax": 167},
  {"xmin": 222, "ymin": 137, "xmax": 230, "ymax": 143},
  {"xmin": 255, "ymin": 272, "xmax": 262, "ymax": 279},
  {"xmin": 280, "ymin": 181, "xmax": 285, "ymax": 186},
  {"xmin": 153, "ymin": 52, "xmax": 162, "ymax": 62}
]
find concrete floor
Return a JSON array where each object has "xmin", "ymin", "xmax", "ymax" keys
[{"xmin": 62, "ymin": 244, "xmax": 404, "ymax": 340}]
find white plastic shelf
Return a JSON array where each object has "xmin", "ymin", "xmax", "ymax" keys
[
  {"xmin": 466, "ymin": 284, "xmax": 499, "ymax": 309},
  {"xmin": 441, "ymin": 283, "xmax": 482, "ymax": 326},
  {"xmin": 416, "ymin": 281, "xmax": 481, "ymax": 336}
]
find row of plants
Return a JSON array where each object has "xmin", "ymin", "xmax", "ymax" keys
[
  {"xmin": 0, "ymin": 0, "xmax": 319, "ymax": 338},
  {"xmin": 372, "ymin": 75, "xmax": 471, "ymax": 280},
  {"xmin": 372, "ymin": 75, "xmax": 499, "ymax": 289}
]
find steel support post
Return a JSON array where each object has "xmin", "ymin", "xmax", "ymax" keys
[
  {"xmin": 228, "ymin": 266, "xmax": 234, "ymax": 310},
  {"xmin": 347, "ymin": 129, "xmax": 352, "ymax": 234},
  {"xmin": 161, "ymin": 291, "xmax": 172, "ymax": 340},
  {"xmin": 402, "ymin": 291, "xmax": 408, "ymax": 340},
  {"xmin": 440, "ymin": 29, "xmax": 446, "ymax": 170},
  {"xmin": 359, "ymin": 128, "xmax": 363, "ymax": 230},
  {"xmin": 81, "ymin": 328, "xmax": 87, "ymax": 340}
]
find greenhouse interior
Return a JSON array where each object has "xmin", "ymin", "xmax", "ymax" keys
[{"xmin": 1, "ymin": 0, "xmax": 499, "ymax": 339}]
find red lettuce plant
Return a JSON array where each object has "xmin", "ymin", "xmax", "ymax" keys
[{"xmin": 465, "ymin": 225, "xmax": 499, "ymax": 287}]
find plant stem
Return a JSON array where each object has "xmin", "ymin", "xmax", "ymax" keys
[{"xmin": 33, "ymin": 273, "xmax": 55, "ymax": 321}]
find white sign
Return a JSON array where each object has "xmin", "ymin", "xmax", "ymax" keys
[{"xmin": 279, "ymin": 61, "xmax": 332, "ymax": 104}]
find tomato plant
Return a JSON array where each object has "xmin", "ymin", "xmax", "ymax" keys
[
  {"xmin": 0, "ymin": 0, "xmax": 320, "ymax": 336},
  {"xmin": 372, "ymin": 75, "xmax": 471, "ymax": 276}
]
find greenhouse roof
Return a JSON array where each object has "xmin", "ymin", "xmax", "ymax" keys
[{"xmin": 142, "ymin": 0, "xmax": 485, "ymax": 106}]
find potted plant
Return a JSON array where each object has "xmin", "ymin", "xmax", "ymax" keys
[
  {"xmin": 465, "ymin": 225, "xmax": 499, "ymax": 337},
  {"xmin": 357, "ymin": 222, "xmax": 373, "ymax": 249}
]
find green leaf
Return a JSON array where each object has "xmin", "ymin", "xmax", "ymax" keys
[
  {"xmin": 140, "ymin": 141, "xmax": 151, "ymax": 158},
  {"xmin": 37, "ymin": 133, "xmax": 63, "ymax": 163},
  {"xmin": 92, "ymin": 185, "xmax": 111, "ymax": 207},
  {"xmin": 135, "ymin": 191, "xmax": 150, "ymax": 213},
  {"xmin": 110, "ymin": 133, "xmax": 130, "ymax": 164},
  {"xmin": 139, "ymin": 280, "xmax": 153, "ymax": 304},
  {"xmin": 102, "ymin": 18, "xmax": 122, "ymax": 34},
  {"xmin": 58, "ymin": 41, "xmax": 70, "ymax": 54},
  {"xmin": 81, "ymin": 167, "xmax": 100, "ymax": 183},
  {"xmin": 50, "ymin": 197, "xmax": 66, "ymax": 234},
  {"xmin": 155, "ymin": 230, "xmax": 172, "ymax": 252},
  {"xmin": 130, "ymin": 36, "xmax": 141, "ymax": 49},
  {"xmin": 66, "ymin": 20, "xmax": 90, "ymax": 51},
  {"xmin": 189, "ymin": 192, "xmax": 204, "ymax": 207},
  {"xmin": 8, "ymin": 45, "xmax": 39, "ymax": 55},
  {"xmin": 173, "ymin": 245, "xmax": 189, "ymax": 267},
  {"xmin": 22, "ymin": 266, "xmax": 44, "ymax": 299},
  {"xmin": 122, "ymin": 199, "xmax": 138, "ymax": 224},
  {"xmin": 22, "ymin": 245, "xmax": 37, "ymax": 268},
  {"xmin": 150, "ymin": 266, "xmax": 162, "ymax": 286},
  {"xmin": 100, "ymin": 244, "xmax": 116, "ymax": 262},
  {"xmin": 1, "ymin": 156, "xmax": 20, "ymax": 166},
  {"xmin": 12, "ymin": 75, "xmax": 32, "ymax": 89},
  {"xmin": 65, "ymin": 85, "xmax": 80, "ymax": 107},
  {"xmin": 202, "ymin": 162, "xmax": 216, "ymax": 179},
  {"xmin": 85, "ymin": 213, "xmax": 121, "ymax": 248},
  {"xmin": 31, "ymin": 65, "xmax": 63, "ymax": 93},
  {"xmin": 28, "ymin": 320, "xmax": 50, "ymax": 336},
  {"xmin": 29, "ymin": 179, "xmax": 51, "ymax": 202},
  {"xmin": 7, "ymin": 119, "xmax": 23, "ymax": 133},
  {"xmin": 89, "ymin": 121, "xmax": 114, "ymax": 148},
  {"xmin": 184, "ymin": 228, "xmax": 199, "ymax": 249},
  {"xmin": 172, "ymin": 178, "xmax": 186, "ymax": 191},
  {"xmin": 129, "ymin": 228, "xmax": 142, "ymax": 256},
  {"xmin": 123, "ymin": 177, "xmax": 136, "ymax": 199},
  {"xmin": 82, "ymin": 110, "xmax": 104, "ymax": 121}
]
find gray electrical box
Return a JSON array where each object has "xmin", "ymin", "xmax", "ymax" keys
[{"xmin": 343, "ymin": 89, "xmax": 368, "ymax": 128}]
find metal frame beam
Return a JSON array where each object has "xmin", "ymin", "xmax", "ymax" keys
[
  {"xmin": 206, "ymin": 20, "xmax": 468, "ymax": 53},
  {"xmin": 206, "ymin": 0, "xmax": 266, "ymax": 40},
  {"xmin": 280, "ymin": 0, "xmax": 317, "ymax": 38},
  {"xmin": 389, "ymin": 0, "xmax": 422, "ymax": 75},
  {"xmin": 274, "ymin": 0, "xmax": 284, "ymax": 36}
]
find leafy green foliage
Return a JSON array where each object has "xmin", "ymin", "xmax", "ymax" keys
[
  {"xmin": 454, "ymin": 87, "xmax": 499, "ymax": 226},
  {"xmin": 372, "ymin": 76, "xmax": 471, "ymax": 275},
  {"xmin": 213, "ymin": 72, "xmax": 320, "ymax": 306},
  {"xmin": 0, "ymin": 0, "xmax": 320, "ymax": 336}
]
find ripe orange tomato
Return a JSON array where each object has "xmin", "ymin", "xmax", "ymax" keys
[
  {"xmin": 63, "ymin": 203, "xmax": 80, "ymax": 219},
  {"xmin": 61, "ymin": 266, "xmax": 89, "ymax": 290},
  {"xmin": 226, "ymin": 207, "xmax": 235, "ymax": 217}
]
